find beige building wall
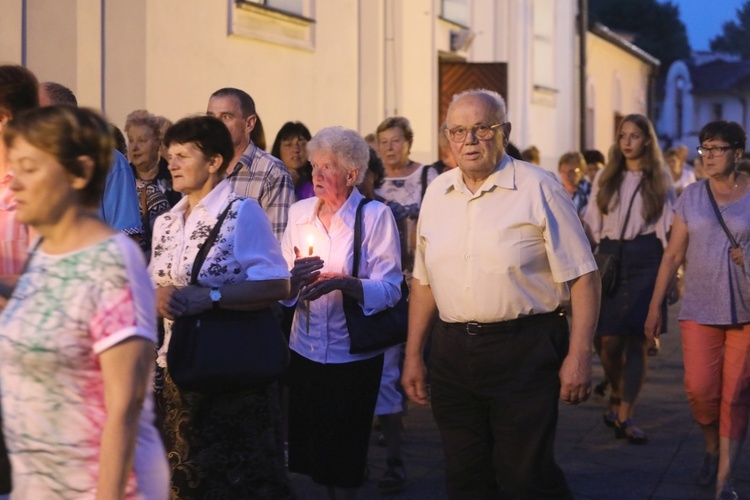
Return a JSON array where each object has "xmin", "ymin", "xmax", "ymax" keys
[
  {"xmin": 0, "ymin": 0, "xmax": 582, "ymax": 166},
  {"xmin": 586, "ymin": 31, "xmax": 653, "ymax": 156}
]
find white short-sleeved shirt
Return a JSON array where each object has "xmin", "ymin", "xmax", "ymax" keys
[
  {"xmin": 583, "ymin": 169, "xmax": 674, "ymax": 247},
  {"xmin": 150, "ymin": 180, "xmax": 290, "ymax": 368},
  {"xmin": 280, "ymin": 188, "xmax": 403, "ymax": 364},
  {"xmin": 0, "ymin": 234, "xmax": 166, "ymax": 499},
  {"xmin": 414, "ymin": 155, "xmax": 597, "ymax": 323}
]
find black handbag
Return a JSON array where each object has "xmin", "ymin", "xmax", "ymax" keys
[
  {"xmin": 595, "ymin": 181, "xmax": 642, "ymax": 297},
  {"xmin": 344, "ymin": 198, "xmax": 409, "ymax": 354},
  {"xmin": 167, "ymin": 200, "xmax": 289, "ymax": 392}
]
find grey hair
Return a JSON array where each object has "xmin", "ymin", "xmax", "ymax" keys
[
  {"xmin": 307, "ymin": 126, "xmax": 369, "ymax": 185},
  {"xmin": 447, "ymin": 88, "xmax": 508, "ymax": 124},
  {"xmin": 124, "ymin": 109, "xmax": 161, "ymax": 140}
]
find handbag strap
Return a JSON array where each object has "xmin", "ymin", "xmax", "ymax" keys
[
  {"xmin": 351, "ymin": 198, "xmax": 374, "ymax": 278},
  {"xmin": 705, "ymin": 180, "xmax": 740, "ymax": 248},
  {"xmin": 189, "ymin": 199, "xmax": 239, "ymax": 285},
  {"xmin": 618, "ymin": 180, "xmax": 642, "ymax": 241}
]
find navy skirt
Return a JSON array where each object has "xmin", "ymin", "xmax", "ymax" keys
[{"xmin": 597, "ymin": 233, "xmax": 666, "ymax": 337}]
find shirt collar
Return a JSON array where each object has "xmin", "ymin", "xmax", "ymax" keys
[
  {"xmin": 234, "ymin": 141, "xmax": 257, "ymax": 172},
  {"xmin": 168, "ymin": 179, "xmax": 234, "ymax": 220},
  {"xmin": 301, "ymin": 187, "xmax": 364, "ymax": 231},
  {"xmin": 447, "ymin": 154, "xmax": 515, "ymax": 196}
]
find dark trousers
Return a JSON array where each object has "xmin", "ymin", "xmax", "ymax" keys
[{"xmin": 429, "ymin": 314, "xmax": 573, "ymax": 500}]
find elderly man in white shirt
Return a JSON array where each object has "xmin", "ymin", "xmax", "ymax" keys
[{"xmin": 402, "ymin": 89, "xmax": 600, "ymax": 499}]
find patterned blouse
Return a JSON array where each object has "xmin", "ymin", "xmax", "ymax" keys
[
  {"xmin": 150, "ymin": 180, "xmax": 290, "ymax": 368},
  {"xmin": 0, "ymin": 234, "xmax": 166, "ymax": 499}
]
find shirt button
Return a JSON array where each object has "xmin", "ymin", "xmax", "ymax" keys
[{"xmin": 464, "ymin": 254, "xmax": 470, "ymax": 259}]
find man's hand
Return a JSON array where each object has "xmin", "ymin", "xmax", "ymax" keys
[
  {"xmin": 402, "ymin": 353, "xmax": 429, "ymax": 405},
  {"xmin": 559, "ymin": 351, "xmax": 591, "ymax": 405}
]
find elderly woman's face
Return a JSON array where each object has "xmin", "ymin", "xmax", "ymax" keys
[
  {"xmin": 280, "ymin": 135, "xmax": 308, "ymax": 171},
  {"xmin": 310, "ymin": 150, "xmax": 356, "ymax": 204},
  {"xmin": 377, "ymin": 127, "xmax": 410, "ymax": 170},
  {"xmin": 127, "ymin": 124, "xmax": 160, "ymax": 170},
  {"xmin": 167, "ymin": 142, "xmax": 216, "ymax": 196},
  {"xmin": 7, "ymin": 137, "xmax": 84, "ymax": 228}
]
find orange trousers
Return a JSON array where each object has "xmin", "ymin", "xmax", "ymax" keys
[{"xmin": 681, "ymin": 320, "xmax": 750, "ymax": 441}]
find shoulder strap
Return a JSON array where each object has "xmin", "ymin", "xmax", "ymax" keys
[
  {"xmin": 189, "ymin": 199, "xmax": 239, "ymax": 285},
  {"xmin": 705, "ymin": 181, "xmax": 740, "ymax": 248},
  {"xmin": 618, "ymin": 181, "xmax": 642, "ymax": 241},
  {"xmin": 421, "ymin": 165, "xmax": 430, "ymax": 200},
  {"xmin": 351, "ymin": 198, "xmax": 374, "ymax": 278}
]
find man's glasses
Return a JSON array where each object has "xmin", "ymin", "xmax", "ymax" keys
[
  {"xmin": 696, "ymin": 146, "xmax": 734, "ymax": 157},
  {"xmin": 446, "ymin": 123, "xmax": 504, "ymax": 143}
]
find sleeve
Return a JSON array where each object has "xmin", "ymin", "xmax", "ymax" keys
[
  {"xmin": 412, "ymin": 194, "xmax": 430, "ymax": 285},
  {"xmin": 100, "ymin": 151, "xmax": 142, "ymax": 235},
  {"xmin": 91, "ymin": 236, "xmax": 157, "ymax": 354},
  {"xmin": 234, "ymin": 198, "xmax": 292, "ymax": 281},
  {"xmin": 542, "ymin": 179, "xmax": 598, "ymax": 283},
  {"xmin": 259, "ymin": 164, "xmax": 294, "ymax": 242},
  {"xmin": 360, "ymin": 202, "xmax": 403, "ymax": 314}
]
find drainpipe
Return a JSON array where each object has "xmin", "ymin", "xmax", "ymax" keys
[{"xmin": 578, "ymin": 0, "xmax": 587, "ymax": 151}]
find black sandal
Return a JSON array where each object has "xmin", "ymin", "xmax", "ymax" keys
[
  {"xmin": 602, "ymin": 396, "xmax": 620, "ymax": 428},
  {"xmin": 614, "ymin": 418, "xmax": 648, "ymax": 444}
]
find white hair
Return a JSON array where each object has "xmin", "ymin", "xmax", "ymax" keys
[
  {"xmin": 448, "ymin": 88, "xmax": 508, "ymax": 124},
  {"xmin": 307, "ymin": 126, "xmax": 369, "ymax": 184}
]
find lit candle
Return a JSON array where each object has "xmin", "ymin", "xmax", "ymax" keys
[{"xmin": 307, "ymin": 235, "xmax": 314, "ymax": 256}]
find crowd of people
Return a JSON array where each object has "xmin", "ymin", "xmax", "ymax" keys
[{"xmin": 0, "ymin": 62, "xmax": 748, "ymax": 500}]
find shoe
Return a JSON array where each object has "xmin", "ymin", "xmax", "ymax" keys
[
  {"xmin": 378, "ymin": 458, "xmax": 406, "ymax": 494},
  {"xmin": 603, "ymin": 396, "xmax": 620, "ymax": 428},
  {"xmin": 594, "ymin": 380, "xmax": 610, "ymax": 398},
  {"xmin": 717, "ymin": 483, "xmax": 738, "ymax": 500},
  {"xmin": 647, "ymin": 338, "xmax": 661, "ymax": 356},
  {"xmin": 603, "ymin": 411, "xmax": 618, "ymax": 428},
  {"xmin": 614, "ymin": 419, "xmax": 648, "ymax": 444},
  {"xmin": 697, "ymin": 451, "xmax": 719, "ymax": 487}
]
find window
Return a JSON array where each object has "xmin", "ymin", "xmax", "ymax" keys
[
  {"xmin": 243, "ymin": 0, "xmax": 304, "ymax": 17},
  {"xmin": 230, "ymin": 0, "xmax": 315, "ymax": 51},
  {"xmin": 712, "ymin": 103, "xmax": 723, "ymax": 121},
  {"xmin": 532, "ymin": 0, "xmax": 555, "ymax": 91},
  {"xmin": 442, "ymin": 0, "xmax": 469, "ymax": 27}
]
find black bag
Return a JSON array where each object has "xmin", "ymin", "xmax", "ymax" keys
[
  {"xmin": 167, "ymin": 200, "xmax": 289, "ymax": 391},
  {"xmin": 344, "ymin": 198, "xmax": 409, "ymax": 354},
  {"xmin": 595, "ymin": 182, "xmax": 642, "ymax": 298}
]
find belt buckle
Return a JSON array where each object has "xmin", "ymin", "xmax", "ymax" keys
[{"xmin": 466, "ymin": 322, "xmax": 481, "ymax": 335}]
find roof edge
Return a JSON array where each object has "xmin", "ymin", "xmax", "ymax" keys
[{"xmin": 589, "ymin": 23, "xmax": 661, "ymax": 68}]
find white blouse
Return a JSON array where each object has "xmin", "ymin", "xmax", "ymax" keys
[
  {"xmin": 583, "ymin": 169, "xmax": 674, "ymax": 247},
  {"xmin": 150, "ymin": 180, "xmax": 290, "ymax": 367},
  {"xmin": 280, "ymin": 188, "xmax": 403, "ymax": 364}
]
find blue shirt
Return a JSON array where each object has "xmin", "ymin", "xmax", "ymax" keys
[{"xmin": 99, "ymin": 151, "xmax": 142, "ymax": 236}]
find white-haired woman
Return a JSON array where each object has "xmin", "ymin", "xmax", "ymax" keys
[{"xmin": 281, "ymin": 126, "xmax": 402, "ymax": 499}]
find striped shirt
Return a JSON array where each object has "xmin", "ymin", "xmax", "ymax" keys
[
  {"xmin": 0, "ymin": 174, "xmax": 29, "ymax": 275},
  {"xmin": 226, "ymin": 142, "xmax": 293, "ymax": 241}
]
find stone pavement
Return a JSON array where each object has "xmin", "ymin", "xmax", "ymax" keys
[{"xmin": 290, "ymin": 302, "xmax": 750, "ymax": 499}]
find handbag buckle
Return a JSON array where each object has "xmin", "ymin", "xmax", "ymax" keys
[{"xmin": 466, "ymin": 322, "xmax": 482, "ymax": 335}]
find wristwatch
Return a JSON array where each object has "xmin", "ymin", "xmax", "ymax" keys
[{"xmin": 209, "ymin": 287, "xmax": 222, "ymax": 310}]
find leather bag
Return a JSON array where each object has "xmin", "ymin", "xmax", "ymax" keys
[
  {"xmin": 167, "ymin": 200, "xmax": 289, "ymax": 391},
  {"xmin": 344, "ymin": 198, "xmax": 409, "ymax": 354}
]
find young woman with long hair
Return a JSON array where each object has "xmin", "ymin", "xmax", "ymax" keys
[{"xmin": 583, "ymin": 114, "xmax": 674, "ymax": 444}]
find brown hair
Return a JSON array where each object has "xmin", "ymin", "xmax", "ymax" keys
[
  {"xmin": 596, "ymin": 114, "xmax": 668, "ymax": 223},
  {"xmin": 558, "ymin": 151, "xmax": 585, "ymax": 170},
  {"xmin": 124, "ymin": 109, "xmax": 161, "ymax": 141},
  {"xmin": 3, "ymin": 105, "xmax": 113, "ymax": 207}
]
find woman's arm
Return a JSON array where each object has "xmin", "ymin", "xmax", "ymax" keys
[
  {"xmin": 97, "ymin": 337, "xmax": 154, "ymax": 500},
  {"xmin": 170, "ymin": 279, "xmax": 291, "ymax": 316},
  {"xmin": 645, "ymin": 214, "xmax": 689, "ymax": 341}
]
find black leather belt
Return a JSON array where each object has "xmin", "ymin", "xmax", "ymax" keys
[{"xmin": 442, "ymin": 308, "xmax": 566, "ymax": 336}]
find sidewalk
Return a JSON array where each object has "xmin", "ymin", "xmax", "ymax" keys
[{"xmin": 291, "ymin": 302, "xmax": 750, "ymax": 499}]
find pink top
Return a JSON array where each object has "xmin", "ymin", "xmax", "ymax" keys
[{"xmin": 0, "ymin": 173, "xmax": 29, "ymax": 275}]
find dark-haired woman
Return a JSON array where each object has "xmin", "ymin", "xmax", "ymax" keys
[
  {"xmin": 272, "ymin": 121, "xmax": 314, "ymax": 200},
  {"xmin": 646, "ymin": 121, "xmax": 750, "ymax": 499},
  {"xmin": 0, "ymin": 105, "xmax": 168, "ymax": 498},
  {"xmin": 583, "ymin": 114, "xmax": 674, "ymax": 444},
  {"xmin": 151, "ymin": 115, "xmax": 293, "ymax": 498}
]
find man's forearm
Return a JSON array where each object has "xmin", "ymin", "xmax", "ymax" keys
[
  {"xmin": 405, "ymin": 278, "xmax": 438, "ymax": 358},
  {"xmin": 567, "ymin": 270, "xmax": 600, "ymax": 355}
]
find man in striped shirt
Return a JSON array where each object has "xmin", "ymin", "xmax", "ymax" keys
[{"xmin": 207, "ymin": 88, "xmax": 293, "ymax": 241}]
